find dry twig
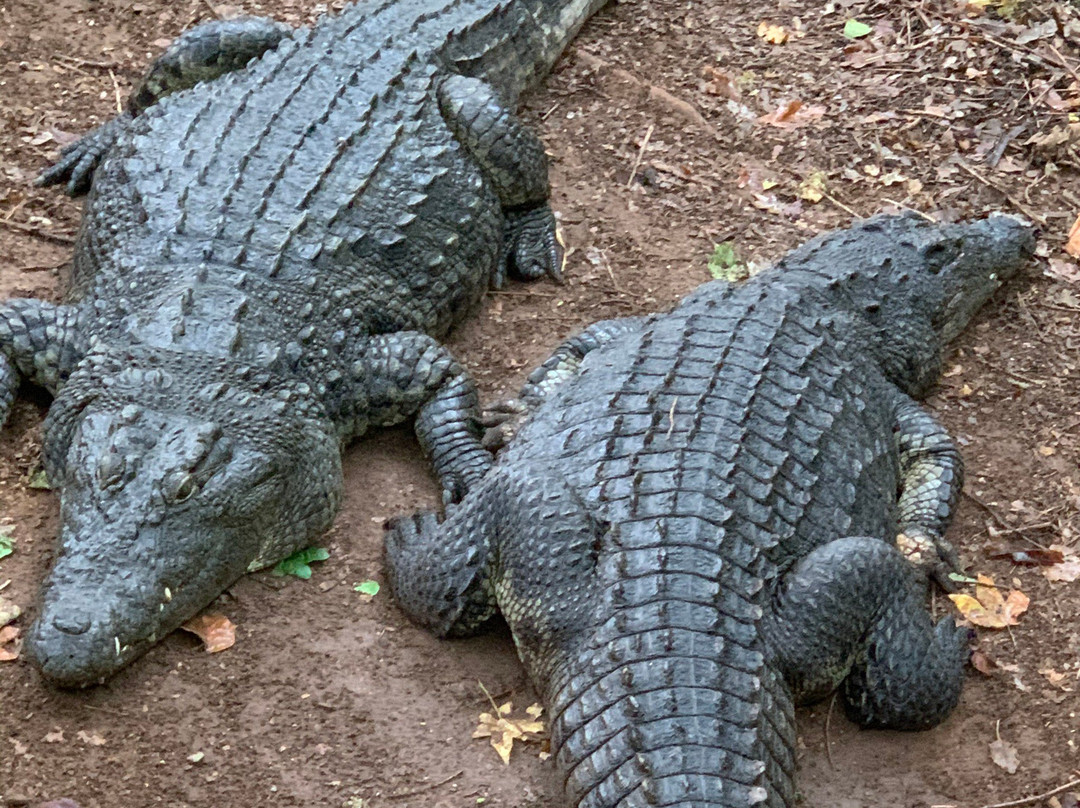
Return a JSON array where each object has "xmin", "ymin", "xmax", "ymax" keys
[
  {"xmin": 954, "ymin": 161, "xmax": 1047, "ymax": 226},
  {"xmin": 626, "ymin": 124, "xmax": 654, "ymax": 189},
  {"xmin": 978, "ymin": 775, "xmax": 1080, "ymax": 808},
  {"xmin": 0, "ymin": 219, "xmax": 75, "ymax": 245}
]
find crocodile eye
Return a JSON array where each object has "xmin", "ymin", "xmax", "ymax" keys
[
  {"xmin": 175, "ymin": 476, "xmax": 197, "ymax": 502},
  {"xmin": 164, "ymin": 472, "xmax": 198, "ymax": 503}
]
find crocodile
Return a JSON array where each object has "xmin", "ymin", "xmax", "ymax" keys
[
  {"xmin": 13, "ymin": 0, "xmax": 609, "ymax": 687},
  {"xmin": 386, "ymin": 213, "xmax": 1036, "ymax": 808}
]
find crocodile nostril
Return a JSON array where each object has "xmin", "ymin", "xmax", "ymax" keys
[{"xmin": 53, "ymin": 614, "xmax": 91, "ymax": 635}]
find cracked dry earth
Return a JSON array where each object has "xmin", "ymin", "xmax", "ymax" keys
[{"xmin": 2, "ymin": 0, "xmax": 1080, "ymax": 806}]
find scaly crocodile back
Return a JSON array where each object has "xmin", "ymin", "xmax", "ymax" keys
[
  {"xmin": 71, "ymin": 0, "xmax": 607, "ymax": 390},
  {"xmin": 501, "ymin": 279, "xmax": 901, "ymax": 805}
]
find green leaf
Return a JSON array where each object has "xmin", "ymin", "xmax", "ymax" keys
[
  {"xmin": 27, "ymin": 469, "xmax": 51, "ymax": 490},
  {"xmin": 948, "ymin": 572, "xmax": 981, "ymax": 585},
  {"xmin": 0, "ymin": 530, "xmax": 12, "ymax": 561},
  {"xmin": 273, "ymin": 546, "xmax": 330, "ymax": 579},
  {"xmin": 353, "ymin": 580, "xmax": 380, "ymax": 597},
  {"xmin": 707, "ymin": 242, "xmax": 749, "ymax": 283},
  {"xmin": 843, "ymin": 19, "xmax": 872, "ymax": 38}
]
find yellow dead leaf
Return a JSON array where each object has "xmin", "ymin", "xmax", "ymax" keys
[
  {"xmin": 0, "ymin": 624, "xmax": 19, "ymax": 661},
  {"xmin": 1065, "ymin": 213, "xmax": 1080, "ymax": 258},
  {"xmin": 473, "ymin": 698, "xmax": 546, "ymax": 764},
  {"xmin": 797, "ymin": 171, "xmax": 827, "ymax": 203},
  {"xmin": 949, "ymin": 574, "xmax": 1029, "ymax": 628},
  {"xmin": 180, "ymin": 612, "xmax": 236, "ymax": 653},
  {"xmin": 0, "ymin": 595, "xmax": 20, "ymax": 627},
  {"xmin": 756, "ymin": 22, "xmax": 789, "ymax": 44}
]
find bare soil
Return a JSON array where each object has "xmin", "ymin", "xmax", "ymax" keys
[{"xmin": 1, "ymin": 0, "xmax": 1080, "ymax": 805}]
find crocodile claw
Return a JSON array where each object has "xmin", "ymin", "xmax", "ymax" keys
[
  {"xmin": 501, "ymin": 206, "xmax": 564, "ymax": 285},
  {"xmin": 479, "ymin": 397, "xmax": 528, "ymax": 450},
  {"xmin": 36, "ymin": 115, "xmax": 130, "ymax": 196}
]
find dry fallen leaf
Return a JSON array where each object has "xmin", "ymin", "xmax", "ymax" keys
[
  {"xmin": 1046, "ymin": 258, "xmax": 1080, "ymax": 285},
  {"xmin": 0, "ymin": 594, "xmax": 21, "ymax": 627},
  {"xmin": 797, "ymin": 171, "xmax": 827, "ymax": 203},
  {"xmin": 949, "ymin": 574, "xmax": 1029, "ymax": 628},
  {"xmin": 703, "ymin": 66, "xmax": 740, "ymax": 101},
  {"xmin": 44, "ymin": 729, "xmax": 64, "ymax": 743},
  {"xmin": 1039, "ymin": 668, "xmax": 1071, "ymax": 690},
  {"xmin": 988, "ymin": 547, "xmax": 1064, "ymax": 567},
  {"xmin": 180, "ymin": 613, "xmax": 236, "ymax": 653},
  {"xmin": 77, "ymin": 730, "xmax": 107, "ymax": 746},
  {"xmin": 970, "ymin": 649, "xmax": 998, "ymax": 676},
  {"xmin": 473, "ymin": 700, "xmax": 546, "ymax": 764},
  {"xmin": 757, "ymin": 100, "xmax": 825, "ymax": 128},
  {"xmin": 1043, "ymin": 546, "xmax": 1080, "ymax": 583},
  {"xmin": 989, "ymin": 737, "xmax": 1019, "ymax": 774},
  {"xmin": 756, "ymin": 21, "xmax": 788, "ymax": 44},
  {"xmin": 0, "ymin": 624, "xmax": 20, "ymax": 661},
  {"xmin": 1066, "ymin": 213, "xmax": 1080, "ymax": 259}
]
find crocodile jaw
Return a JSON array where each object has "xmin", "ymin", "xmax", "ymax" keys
[{"xmin": 25, "ymin": 516, "xmax": 259, "ymax": 688}]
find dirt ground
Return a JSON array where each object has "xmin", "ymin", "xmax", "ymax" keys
[{"xmin": 1, "ymin": 0, "xmax": 1079, "ymax": 805}]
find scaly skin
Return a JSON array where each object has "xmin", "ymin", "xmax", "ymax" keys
[
  {"xmin": 386, "ymin": 213, "xmax": 1036, "ymax": 808},
  {"xmin": 12, "ymin": 0, "xmax": 609, "ymax": 687}
]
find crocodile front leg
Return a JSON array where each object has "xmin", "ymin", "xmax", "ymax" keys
[
  {"xmin": 765, "ymin": 535, "xmax": 969, "ymax": 731},
  {"xmin": 38, "ymin": 16, "xmax": 292, "ymax": 194},
  {"xmin": 0, "ymin": 300, "xmax": 84, "ymax": 426},
  {"xmin": 483, "ymin": 317, "xmax": 646, "ymax": 449},
  {"xmin": 351, "ymin": 331, "xmax": 492, "ymax": 504},
  {"xmin": 890, "ymin": 389, "xmax": 964, "ymax": 584},
  {"xmin": 437, "ymin": 74, "xmax": 562, "ymax": 286}
]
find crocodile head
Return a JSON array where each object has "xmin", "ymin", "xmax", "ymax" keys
[
  {"xmin": 785, "ymin": 212, "xmax": 1035, "ymax": 396},
  {"xmin": 930, "ymin": 214, "xmax": 1036, "ymax": 344},
  {"xmin": 25, "ymin": 357, "xmax": 342, "ymax": 687}
]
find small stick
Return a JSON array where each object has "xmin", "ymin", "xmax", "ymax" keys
[
  {"xmin": 979, "ymin": 775, "xmax": 1080, "ymax": 808},
  {"xmin": 1046, "ymin": 44, "xmax": 1080, "ymax": 88},
  {"xmin": 53, "ymin": 53, "xmax": 120, "ymax": 70},
  {"xmin": 821, "ymin": 191, "xmax": 860, "ymax": 219},
  {"xmin": 108, "ymin": 69, "xmax": 124, "ymax": 114},
  {"xmin": 986, "ymin": 124, "xmax": 1027, "ymax": 170},
  {"xmin": 626, "ymin": 124, "xmax": 654, "ymax": 189},
  {"xmin": 824, "ymin": 693, "xmax": 838, "ymax": 770},
  {"xmin": 0, "ymin": 219, "xmax": 76, "ymax": 245},
  {"xmin": 386, "ymin": 770, "xmax": 464, "ymax": 799},
  {"xmin": 201, "ymin": 0, "xmax": 223, "ymax": 19},
  {"xmin": 954, "ymin": 161, "xmax": 1047, "ymax": 226}
]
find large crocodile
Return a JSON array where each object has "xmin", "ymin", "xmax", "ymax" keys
[
  {"xmin": 386, "ymin": 213, "xmax": 1035, "ymax": 807},
  {"xmin": 13, "ymin": 0, "xmax": 608, "ymax": 687}
]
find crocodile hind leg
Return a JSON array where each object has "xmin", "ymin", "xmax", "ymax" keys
[
  {"xmin": 385, "ymin": 466, "xmax": 601, "ymax": 656},
  {"xmin": 38, "ymin": 17, "xmax": 292, "ymax": 194},
  {"xmin": 0, "ymin": 300, "xmax": 84, "ymax": 427},
  {"xmin": 351, "ymin": 331, "xmax": 492, "ymax": 504},
  {"xmin": 436, "ymin": 74, "xmax": 562, "ymax": 286},
  {"xmin": 764, "ymin": 535, "xmax": 969, "ymax": 731},
  {"xmin": 890, "ymin": 389, "xmax": 965, "ymax": 587},
  {"xmin": 482, "ymin": 317, "xmax": 646, "ymax": 449}
]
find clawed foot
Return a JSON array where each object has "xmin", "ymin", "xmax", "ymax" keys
[
  {"xmin": 896, "ymin": 529, "xmax": 963, "ymax": 592},
  {"xmin": 496, "ymin": 206, "xmax": 564, "ymax": 288},
  {"xmin": 479, "ymin": 397, "xmax": 529, "ymax": 451},
  {"xmin": 36, "ymin": 114, "xmax": 131, "ymax": 196}
]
